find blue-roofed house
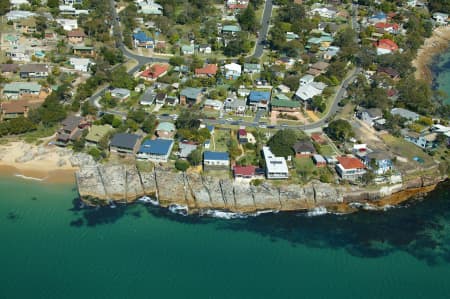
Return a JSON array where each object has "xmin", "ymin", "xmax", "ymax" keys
[
  {"xmin": 203, "ymin": 151, "xmax": 230, "ymax": 170},
  {"xmin": 136, "ymin": 138, "xmax": 174, "ymax": 162},
  {"xmin": 133, "ymin": 31, "xmax": 154, "ymax": 48},
  {"xmin": 248, "ymin": 90, "xmax": 271, "ymax": 111}
]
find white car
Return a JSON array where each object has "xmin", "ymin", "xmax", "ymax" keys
[{"xmin": 226, "ymin": 118, "xmax": 233, "ymax": 121}]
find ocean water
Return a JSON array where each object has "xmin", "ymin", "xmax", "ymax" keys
[
  {"xmin": 432, "ymin": 49, "xmax": 450, "ymax": 105},
  {"xmin": 0, "ymin": 177, "xmax": 449, "ymax": 299}
]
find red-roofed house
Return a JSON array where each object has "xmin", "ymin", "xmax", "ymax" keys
[
  {"xmin": 336, "ymin": 156, "xmax": 366, "ymax": 180},
  {"xmin": 233, "ymin": 165, "xmax": 256, "ymax": 179},
  {"xmin": 374, "ymin": 39, "xmax": 399, "ymax": 55},
  {"xmin": 238, "ymin": 128, "xmax": 248, "ymax": 144},
  {"xmin": 67, "ymin": 29, "xmax": 86, "ymax": 44},
  {"xmin": 140, "ymin": 64, "xmax": 169, "ymax": 81},
  {"xmin": 195, "ymin": 64, "xmax": 218, "ymax": 77},
  {"xmin": 374, "ymin": 22, "xmax": 399, "ymax": 34}
]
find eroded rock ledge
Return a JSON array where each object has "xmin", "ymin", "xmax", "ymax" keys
[{"xmin": 76, "ymin": 164, "xmax": 446, "ymax": 214}]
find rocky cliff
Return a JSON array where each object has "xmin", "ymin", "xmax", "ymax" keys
[{"xmin": 76, "ymin": 164, "xmax": 446, "ymax": 214}]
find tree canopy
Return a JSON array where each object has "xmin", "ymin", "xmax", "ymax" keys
[
  {"xmin": 267, "ymin": 129, "xmax": 307, "ymax": 157},
  {"xmin": 325, "ymin": 120, "xmax": 354, "ymax": 142}
]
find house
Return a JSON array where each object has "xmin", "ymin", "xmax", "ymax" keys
[
  {"xmin": 195, "ymin": 64, "xmax": 218, "ymax": 77},
  {"xmin": 10, "ymin": 0, "xmax": 30, "ymax": 8},
  {"xmin": 72, "ymin": 45, "xmax": 95, "ymax": 57},
  {"xmin": 292, "ymin": 140, "xmax": 316, "ymax": 157},
  {"xmin": 233, "ymin": 165, "xmax": 264, "ymax": 180},
  {"xmin": 133, "ymin": 31, "xmax": 154, "ymax": 48},
  {"xmin": 368, "ymin": 12, "xmax": 387, "ymax": 24},
  {"xmin": 307, "ymin": 61, "xmax": 330, "ymax": 76},
  {"xmin": 198, "ymin": 44, "xmax": 212, "ymax": 54},
  {"xmin": 140, "ymin": 64, "xmax": 169, "ymax": 80},
  {"xmin": 263, "ymin": 146, "xmax": 289, "ymax": 179},
  {"xmin": 14, "ymin": 17, "xmax": 36, "ymax": 33},
  {"xmin": 390, "ymin": 108, "xmax": 420, "ymax": 121},
  {"xmin": 0, "ymin": 64, "xmax": 20, "ymax": 76},
  {"xmin": 203, "ymin": 99, "xmax": 223, "ymax": 110},
  {"xmin": 374, "ymin": 22, "xmax": 400, "ymax": 34},
  {"xmin": 323, "ymin": 46, "xmax": 340, "ymax": 60},
  {"xmin": 222, "ymin": 25, "xmax": 241, "ymax": 35},
  {"xmin": 224, "ymin": 63, "xmax": 242, "ymax": 79},
  {"xmin": 69, "ymin": 58, "xmax": 92, "ymax": 72},
  {"xmin": 310, "ymin": 7, "xmax": 337, "ymax": 19},
  {"xmin": 248, "ymin": 91, "xmax": 271, "ymax": 111},
  {"xmin": 6, "ymin": 10, "xmax": 35, "ymax": 21},
  {"xmin": 374, "ymin": 39, "xmax": 399, "ymax": 55},
  {"xmin": 63, "ymin": 0, "xmax": 83, "ymax": 5},
  {"xmin": 136, "ymin": 139, "xmax": 174, "ymax": 162},
  {"xmin": 56, "ymin": 116, "xmax": 85, "ymax": 146},
  {"xmin": 139, "ymin": 89, "xmax": 155, "ymax": 106},
  {"xmin": 364, "ymin": 151, "xmax": 393, "ymax": 175},
  {"xmin": 335, "ymin": 156, "xmax": 366, "ymax": 180},
  {"xmin": 276, "ymin": 84, "xmax": 291, "ymax": 94},
  {"xmin": 154, "ymin": 93, "xmax": 167, "ymax": 105},
  {"xmin": 0, "ymin": 99, "xmax": 40, "ymax": 120},
  {"xmin": 271, "ymin": 97, "xmax": 300, "ymax": 112},
  {"xmin": 67, "ymin": 29, "xmax": 86, "ymax": 44},
  {"xmin": 238, "ymin": 128, "xmax": 248, "ymax": 144},
  {"xmin": 156, "ymin": 122, "xmax": 176, "ymax": 139},
  {"xmin": 300, "ymin": 74, "xmax": 314, "ymax": 86},
  {"xmin": 433, "ymin": 12, "xmax": 449, "ymax": 26},
  {"xmin": 110, "ymin": 88, "xmax": 131, "ymax": 100},
  {"xmin": 204, "ymin": 139, "xmax": 211, "ymax": 149},
  {"xmin": 110, "ymin": 133, "xmax": 141, "ymax": 155},
  {"xmin": 243, "ymin": 63, "xmax": 261, "ymax": 74},
  {"xmin": 203, "ymin": 151, "xmax": 230, "ymax": 170},
  {"xmin": 313, "ymin": 154, "xmax": 327, "ymax": 167},
  {"xmin": 306, "ymin": 34, "xmax": 334, "ymax": 50},
  {"xmin": 55, "ymin": 18, "xmax": 78, "ymax": 31},
  {"xmin": 180, "ymin": 87, "xmax": 202, "ymax": 105},
  {"xmin": 58, "ymin": 5, "xmax": 89, "ymax": 16},
  {"xmin": 357, "ymin": 108, "xmax": 383, "ymax": 127},
  {"xmin": 286, "ymin": 31, "xmax": 299, "ymax": 42},
  {"xmin": 85, "ymin": 125, "xmax": 112, "ymax": 147},
  {"xmin": 403, "ymin": 131, "xmax": 437, "ymax": 149},
  {"xmin": 19, "ymin": 64, "xmax": 49, "ymax": 78},
  {"xmin": 178, "ymin": 141, "xmax": 198, "ymax": 159},
  {"xmin": 137, "ymin": 0, "xmax": 163, "ymax": 15},
  {"xmin": 2, "ymin": 82, "xmax": 42, "ymax": 99},
  {"xmin": 223, "ymin": 98, "xmax": 246, "ymax": 114},
  {"xmin": 295, "ymin": 82, "xmax": 327, "ymax": 102},
  {"xmin": 181, "ymin": 44, "xmax": 195, "ymax": 55},
  {"xmin": 377, "ymin": 67, "xmax": 400, "ymax": 80},
  {"xmin": 166, "ymin": 96, "xmax": 179, "ymax": 106}
]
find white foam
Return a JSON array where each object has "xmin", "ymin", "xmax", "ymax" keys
[{"xmin": 14, "ymin": 174, "xmax": 46, "ymax": 181}]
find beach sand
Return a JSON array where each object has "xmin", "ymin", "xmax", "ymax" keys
[
  {"xmin": 412, "ymin": 26, "xmax": 450, "ymax": 82},
  {"xmin": 0, "ymin": 141, "xmax": 78, "ymax": 183}
]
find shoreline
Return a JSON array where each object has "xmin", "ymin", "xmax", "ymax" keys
[
  {"xmin": 412, "ymin": 26, "xmax": 450, "ymax": 83},
  {"xmin": 0, "ymin": 165, "xmax": 77, "ymax": 184}
]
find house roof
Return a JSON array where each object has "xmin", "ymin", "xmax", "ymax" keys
[
  {"xmin": 85, "ymin": 125, "xmax": 112, "ymax": 143},
  {"xmin": 238, "ymin": 129, "xmax": 247, "ymax": 136},
  {"xmin": 248, "ymin": 91, "xmax": 271, "ymax": 102},
  {"xmin": 375, "ymin": 39, "xmax": 398, "ymax": 51},
  {"xmin": 62, "ymin": 115, "xmax": 83, "ymax": 132},
  {"xmin": 156, "ymin": 122, "xmax": 175, "ymax": 132},
  {"xmin": 141, "ymin": 64, "xmax": 169, "ymax": 79},
  {"xmin": 337, "ymin": 156, "xmax": 365, "ymax": 169},
  {"xmin": 180, "ymin": 87, "xmax": 202, "ymax": 99},
  {"xmin": 19, "ymin": 64, "xmax": 48, "ymax": 73},
  {"xmin": 67, "ymin": 29, "xmax": 86, "ymax": 37},
  {"xmin": 204, "ymin": 151, "xmax": 229, "ymax": 161},
  {"xmin": 243, "ymin": 63, "xmax": 261, "ymax": 71},
  {"xmin": 391, "ymin": 107, "xmax": 420, "ymax": 120},
  {"xmin": 292, "ymin": 140, "xmax": 315, "ymax": 153},
  {"xmin": 3, "ymin": 82, "xmax": 41, "ymax": 93},
  {"xmin": 374, "ymin": 22, "xmax": 399, "ymax": 30},
  {"xmin": 133, "ymin": 31, "xmax": 153, "ymax": 42},
  {"xmin": 234, "ymin": 165, "xmax": 256, "ymax": 176},
  {"xmin": 1, "ymin": 99, "xmax": 40, "ymax": 114},
  {"xmin": 377, "ymin": 66, "xmax": 399, "ymax": 78},
  {"xmin": 0, "ymin": 64, "xmax": 19, "ymax": 73},
  {"xmin": 222, "ymin": 25, "xmax": 241, "ymax": 32},
  {"xmin": 138, "ymin": 139, "xmax": 173, "ymax": 155},
  {"xmin": 179, "ymin": 142, "xmax": 198, "ymax": 158},
  {"xmin": 310, "ymin": 61, "xmax": 330, "ymax": 71},
  {"xmin": 195, "ymin": 64, "xmax": 218, "ymax": 76},
  {"xmin": 204, "ymin": 99, "xmax": 223, "ymax": 108},
  {"xmin": 110, "ymin": 133, "xmax": 140, "ymax": 150}
]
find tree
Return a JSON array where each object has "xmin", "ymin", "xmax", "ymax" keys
[
  {"xmin": 46, "ymin": 0, "xmax": 59, "ymax": 8},
  {"xmin": 142, "ymin": 115, "xmax": 157, "ymax": 133},
  {"xmin": 325, "ymin": 119, "xmax": 354, "ymax": 141},
  {"xmin": 0, "ymin": 0, "xmax": 10, "ymax": 15},
  {"xmin": 187, "ymin": 149, "xmax": 202, "ymax": 166},
  {"xmin": 175, "ymin": 110, "xmax": 203, "ymax": 130},
  {"xmin": 175, "ymin": 159, "xmax": 190, "ymax": 171},
  {"xmin": 267, "ymin": 129, "xmax": 307, "ymax": 157},
  {"xmin": 238, "ymin": 6, "xmax": 258, "ymax": 32}
]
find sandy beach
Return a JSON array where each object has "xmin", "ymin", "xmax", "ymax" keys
[
  {"xmin": 412, "ymin": 26, "xmax": 450, "ymax": 82},
  {"xmin": 0, "ymin": 141, "xmax": 78, "ymax": 183}
]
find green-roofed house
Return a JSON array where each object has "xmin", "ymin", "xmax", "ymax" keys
[
  {"xmin": 271, "ymin": 95, "xmax": 300, "ymax": 112},
  {"xmin": 222, "ymin": 25, "xmax": 241, "ymax": 36},
  {"xmin": 243, "ymin": 63, "xmax": 261, "ymax": 74},
  {"xmin": 181, "ymin": 44, "xmax": 195, "ymax": 55},
  {"xmin": 306, "ymin": 34, "xmax": 334, "ymax": 50},
  {"xmin": 156, "ymin": 122, "xmax": 176, "ymax": 139},
  {"xmin": 73, "ymin": 45, "xmax": 95, "ymax": 57},
  {"xmin": 180, "ymin": 87, "xmax": 203, "ymax": 106},
  {"xmin": 2, "ymin": 82, "xmax": 42, "ymax": 99},
  {"xmin": 85, "ymin": 125, "xmax": 113, "ymax": 147}
]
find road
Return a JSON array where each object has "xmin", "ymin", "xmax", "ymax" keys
[{"xmin": 252, "ymin": 0, "xmax": 273, "ymax": 59}]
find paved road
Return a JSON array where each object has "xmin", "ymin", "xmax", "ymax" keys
[{"xmin": 252, "ymin": 0, "xmax": 273, "ymax": 59}]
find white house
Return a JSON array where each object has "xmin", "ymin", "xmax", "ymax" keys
[
  {"xmin": 262, "ymin": 146, "xmax": 289, "ymax": 179},
  {"xmin": 295, "ymin": 82, "xmax": 327, "ymax": 102},
  {"xmin": 299, "ymin": 74, "xmax": 314, "ymax": 86},
  {"xmin": 59, "ymin": 5, "xmax": 89, "ymax": 16},
  {"xmin": 310, "ymin": 7, "xmax": 337, "ymax": 19},
  {"xmin": 10, "ymin": 0, "xmax": 30, "ymax": 8},
  {"xmin": 433, "ymin": 12, "xmax": 449, "ymax": 26},
  {"xmin": 203, "ymin": 151, "xmax": 230, "ymax": 170},
  {"xmin": 56, "ymin": 19, "xmax": 78, "ymax": 31},
  {"xmin": 335, "ymin": 156, "xmax": 366, "ymax": 180},
  {"xmin": 110, "ymin": 88, "xmax": 131, "ymax": 100},
  {"xmin": 69, "ymin": 58, "xmax": 92, "ymax": 72},
  {"xmin": 136, "ymin": 139, "xmax": 174, "ymax": 162},
  {"xmin": 224, "ymin": 63, "xmax": 242, "ymax": 79},
  {"xmin": 5, "ymin": 10, "xmax": 35, "ymax": 21}
]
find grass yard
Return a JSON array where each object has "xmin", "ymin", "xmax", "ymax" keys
[
  {"xmin": 213, "ymin": 129, "xmax": 231, "ymax": 152},
  {"xmin": 294, "ymin": 157, "xmax": 335, "ymax": 183},
  {"xmin": 318, "ymin": 144, "xmax": 336, "ymax": 156}
]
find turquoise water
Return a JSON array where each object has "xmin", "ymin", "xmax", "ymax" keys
[
  {"xmin": 1, "ymin": 177, "xmax": 450, "ymax": 299},
  {"xmin": 432, "ymin": 49, "xmax": 450, "ymax": 105}
]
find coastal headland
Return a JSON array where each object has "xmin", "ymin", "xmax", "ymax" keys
[
  {"xmin": 76, "ymin": 163, "xmax": 447, "ymax": 215},
  {"xmin": 412, "ymin": 26, "xmax": 450, "ymax": 83}
]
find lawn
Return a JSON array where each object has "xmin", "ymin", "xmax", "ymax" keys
[
  {"xmin": 318, "ymin": 144, "xmax": 336, "ymax": 156},
  {"xmin": 380, "ymin": 134, "xmax": 435, "ymax": 167},
  {"xmin": 213, "ymin": 129, "xmax": 231, "ymax": 152},
  {"xmin": 294, "ymin": 157, "xmax": 335, "ymax": 183}
]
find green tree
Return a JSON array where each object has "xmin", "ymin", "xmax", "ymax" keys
[
  {"xmin": 238, "ymin": 6, "xmax": 258, "ymax": 32},
  {"xmin": 175, "ymin": 159, "xmax": 190, "ymax": 171},
  {"xmin": 187, "ymin": 148, "xmax": 202, "ymax": 166},
  {"xmin": 267, "ymin": 129, "xmax": 307, "ymax": 157},
  {"xmin": 325, "ymin": 119, "xmax": 354, "ymax": 141},
  {"xmin": 0, "ymin": 0, "xmax": 10, "ymax": 15}
]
